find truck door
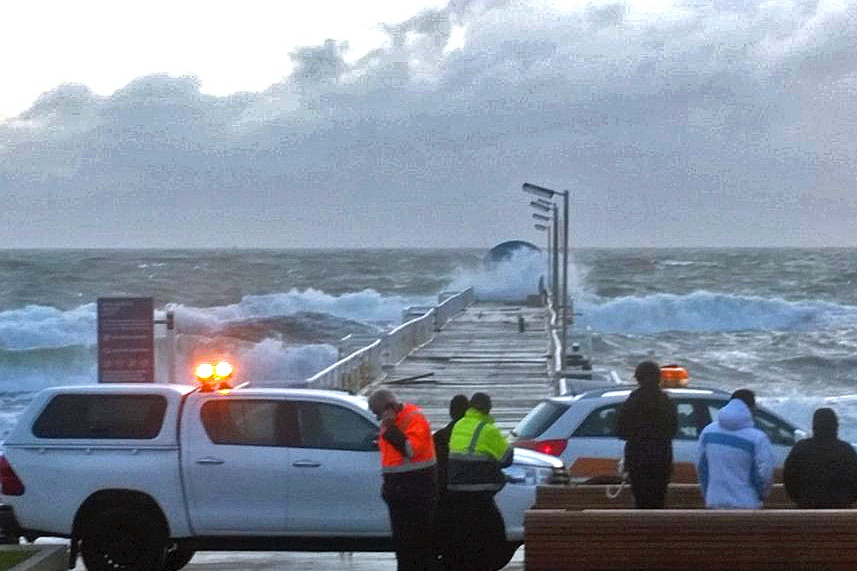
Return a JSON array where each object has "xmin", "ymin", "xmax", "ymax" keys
[
  {"xmin": 182, "ymin": 395, "xmax": 291, "ymax": 533},
  {"xmin": 283, "ymin": 400, "xmax": 389, "ymax": 534}
]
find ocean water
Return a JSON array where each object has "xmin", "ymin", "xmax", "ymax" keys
[{"xmin": 0, "ymin": 247, "xmax": 856, "ymax": 441}]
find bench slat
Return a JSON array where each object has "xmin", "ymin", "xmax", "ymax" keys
[{"xmin": 525, "ymin": 509, "xmax": 857, "ymax": 571}]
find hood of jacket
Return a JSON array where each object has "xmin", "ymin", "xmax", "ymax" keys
[
  {"xmin": 717, "ymin": 398, "xmax": 754, "ymax": 431},
  {"xmin": 812, "ymin": 407, "xmax": 838, "ymax": 440}
]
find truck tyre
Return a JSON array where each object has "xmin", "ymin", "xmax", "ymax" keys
[
  {"xmin": 163, "ymin": 541, "xmax": 195, "ymax": 571},
  {"xmin": 80, "ymin": 506, "xmax": 167, "ymax": 571},
  {"xmin": 490, "ymin": 541, "xmax": 520, "ymax": 570}
]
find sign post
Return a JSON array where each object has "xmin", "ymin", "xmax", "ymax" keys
[{"xmin": 97, "ymin": 297, "xmax": 155, "ymax": 383}]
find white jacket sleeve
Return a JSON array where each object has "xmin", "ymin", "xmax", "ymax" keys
[
  {"xmin": 696, "ymin": 426, "xmax": 710, "ymax": 498},
  {"xmin": 755, "ymin": 434, "xmax": 775, "ymax": 499}
]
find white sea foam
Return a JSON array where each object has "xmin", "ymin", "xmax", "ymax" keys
[
  {"xmin": 170, "ymin": 338, "xmax": 338, "ymax": 385},
  {"xmin": 0, "ymin": 337, "xmax": 339, "ymax": 394},
  {"xmin": 762, "ymin": 395, "xmax": 857, "ymax": 443},
  {"xmin": 576, "ymin": 291, "xmax": 857, "ymax": 334},
  {"xmin": 0, "ymin": 303, "xmax": 96, "ymax": 349},
  {"xmin": 169, "ymin": 288, "xmax": 426, "ymax": 331},
  {"xmin": 0, "ymin": 289, "xmax": 428, "ymax": 351},
  {"xmin": 0, "ymin": 289, "xmax": 417, "ymax": 393}
]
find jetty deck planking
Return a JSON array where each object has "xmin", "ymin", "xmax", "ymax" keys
[{"xmin": 367, "ymin": 302, "xmax": 554, "ymax": 432}]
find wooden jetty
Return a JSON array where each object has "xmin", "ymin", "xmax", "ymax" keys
[{"xmin": 364, "ymin": 302, "xmax": 554, "ymax": 432}]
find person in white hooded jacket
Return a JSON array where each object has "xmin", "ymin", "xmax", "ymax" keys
[{"xmin": 697, "ymin": 389, "xmax": 774, "ymax": 508}]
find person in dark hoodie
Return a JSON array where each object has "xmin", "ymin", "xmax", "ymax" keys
[
  {"xmin": 433, "ymin": 394, "xmax": 469, "ymax": 566},
  {"xmin": 434, "ymin": 394, "xmax": 470, "ymax": 495},
  {"xmin": 784, "ymin": 407, "xmax": 857, "ymax": 508},
  {"xmin": 615, "ymin": 360, "xmax": 678, "ymax": 508}
]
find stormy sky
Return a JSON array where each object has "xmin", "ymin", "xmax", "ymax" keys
[{"xmin": 1, "ymin": 0, "xmax": 855, "ymax": 248}]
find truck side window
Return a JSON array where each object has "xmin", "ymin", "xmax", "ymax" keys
[
  {"xmin": 33, "ymin": 394, "xmax": 167, "ymax": 439},
  {"xmin": 201, "ymin": 400, "xmax": 279, "ymax": 446},
  {"xmin": 293, "ymin": 402, "xmax": 377, "ymax": 451}
]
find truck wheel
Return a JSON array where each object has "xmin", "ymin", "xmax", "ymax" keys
[
  {"xmin": 163, "ymin": 541, "xmax": 195, "ymax": 571},
  {"xmin": 81, "ymin": 506, "xmax": 167, "ymax": 571},
  {"xmin": 490, "ymin": 541, "xmax": 521, "ymax": 570}
]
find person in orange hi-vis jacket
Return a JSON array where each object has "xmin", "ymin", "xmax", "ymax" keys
[{"xmin": 368, "ymin": 388, "xmax": 438, "ymax": 571}]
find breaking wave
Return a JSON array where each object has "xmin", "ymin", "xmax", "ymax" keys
[
  {"xmin": 0, "ymin": 288, "xmax": 428, "ymax": 393},
  {"xmin": 0, "ymin": 288, "xmax": 425, "ymax": 351},
  {"xmin": 577, "ymin": 291, "xmax": 857, "ymax": 334}
]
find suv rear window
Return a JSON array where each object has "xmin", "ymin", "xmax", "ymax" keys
[
  {"xmin": 33, "ymin": 394, "xmax": 167, "ymax": 439},
  {"xmin": 513, "ymin": 400, "xmax": 569, "ymax": 439}
]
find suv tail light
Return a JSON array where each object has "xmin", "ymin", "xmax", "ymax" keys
[
  {"xmin": 0, "ymin": 455, "xmax": 24, "ymax": 496},
  {"xmin": 514, "ymin": 439, "xmax": 567, "ymax": 457}
]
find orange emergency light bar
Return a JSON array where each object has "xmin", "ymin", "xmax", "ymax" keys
[
  {"xmin": 660, "ymin": 364, "xmax": 689, "ymax": 388},
  {"xmin": 195, "ymin": 360, "xmax": 234, "ymax": 390}
]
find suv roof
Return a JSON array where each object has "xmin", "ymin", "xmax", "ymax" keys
[{"xmin": 553, "ymin": 385, "xmax": 732, "ymax": 403}]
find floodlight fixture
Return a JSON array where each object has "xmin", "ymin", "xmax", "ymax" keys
[{"xmin": 523, "ymin": 182, "xmax": 560, "ymax": 200}]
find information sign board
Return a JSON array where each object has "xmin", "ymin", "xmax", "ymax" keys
[{"xmin": 97, "ymin": 297, "xmax": 155, "ymax": 383}]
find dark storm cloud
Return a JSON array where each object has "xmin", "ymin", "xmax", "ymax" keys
[{"xmin": 1, "ymin": 0, "xmax": 855, "ymax": 247}]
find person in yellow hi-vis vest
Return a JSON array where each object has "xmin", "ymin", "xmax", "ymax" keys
[{"xmin": 446, "ymin": 392, "xmax": 513, "ymax": 571}]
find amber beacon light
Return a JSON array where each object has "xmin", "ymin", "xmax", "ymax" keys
[
  {"xmin": 195, "ymin": 361, "xmax": 234, "ymax": 387},
  {"xmin": 660, "ymin": 364, "xmax": 690, "ymax": 388}
]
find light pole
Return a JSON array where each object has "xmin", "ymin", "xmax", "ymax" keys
[
  {"xmin": 529, "ymin": 203, "xmax": 559, "ymax": 313},
  {"xmin": 523, "ymin": 182, "xmax": 570, "ymax": 368},
  {"xmin": 533, "ymin": 223, "xmax": 550, "ymax": 305},
  {"xmin": 531, "ymin": 212, "xmax": 553, "ymax": 308}
]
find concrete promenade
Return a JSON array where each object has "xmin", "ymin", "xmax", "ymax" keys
[{"xmin": 71, "ymin": 550, "xmax": 525, "ymax": 570}]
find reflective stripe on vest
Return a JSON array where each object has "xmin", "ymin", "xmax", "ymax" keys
[{"xmin": 447, "ymin": 420, "xmax": 506, "ymax": 492}]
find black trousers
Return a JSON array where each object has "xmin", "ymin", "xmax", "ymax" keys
[
  {"xmin": 625, "ymin": 440, "xmax": 673, "ymax": 509},
  {"xmin": 628, "ymin": 469, "xmax": 670, "ymax": 508},
  {"xmin": 443, "ymin": 491, "xmax": 506, "ymax": 571},
  {"xmin": 434, "ymin": 493, "xmax": 456, "ymax": 562},
  {"xmin": 382, "ymin": 469, "xmax": 437, "ymax": 571}
]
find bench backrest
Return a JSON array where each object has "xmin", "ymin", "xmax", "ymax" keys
[
  {"xmin": 525, "ymin": 509, "xmax": 857, "ymax": 571},
  {"xmin": 534, "ymin": 483, "xmax": 794, "ymax": 509}
]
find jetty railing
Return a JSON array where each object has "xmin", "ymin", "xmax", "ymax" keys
[{"xmin": 307, "ymin": 288, "xmax": 475, "ymax": 392}]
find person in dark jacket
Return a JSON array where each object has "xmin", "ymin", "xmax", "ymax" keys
[
  {"xmin": 433, "ymin": 394, "xmax": 469, "ymax": 565},
  {"xmin": 784, "ymin": 407, "xmax": 857, "ymax": 508},
  {"xmin": 615, "ymin": 360, "xmax": 678, "ymax": 508},
  {"xmin": 434, "ymin": 394, "xmax": 470, "ymax": 495}
]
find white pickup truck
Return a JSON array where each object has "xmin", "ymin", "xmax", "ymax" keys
[{"xmin": 0, "ymin": 383, "xmax": 562, "ymax": 571}]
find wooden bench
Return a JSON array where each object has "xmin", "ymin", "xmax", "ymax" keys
[
  {"xmin": 534, "ymin": 483, "xmax": 795, "ymax": 510},
  {"xmin": 525, "ymin": 509, "xmax": 857, "ymax": 571}
]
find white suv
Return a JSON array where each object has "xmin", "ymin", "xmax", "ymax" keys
[{"xmin": 512, "ymin": 385, "xmax": 805, "ymax": 484}]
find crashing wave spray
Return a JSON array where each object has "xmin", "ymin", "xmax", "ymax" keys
[
  {"xmin": 0, "ymin": 288, "xmax": 432, "ymax": 390},
  {"xmin": 445, "ymin": 243, "xmax": 589, "ymax": 304}
]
